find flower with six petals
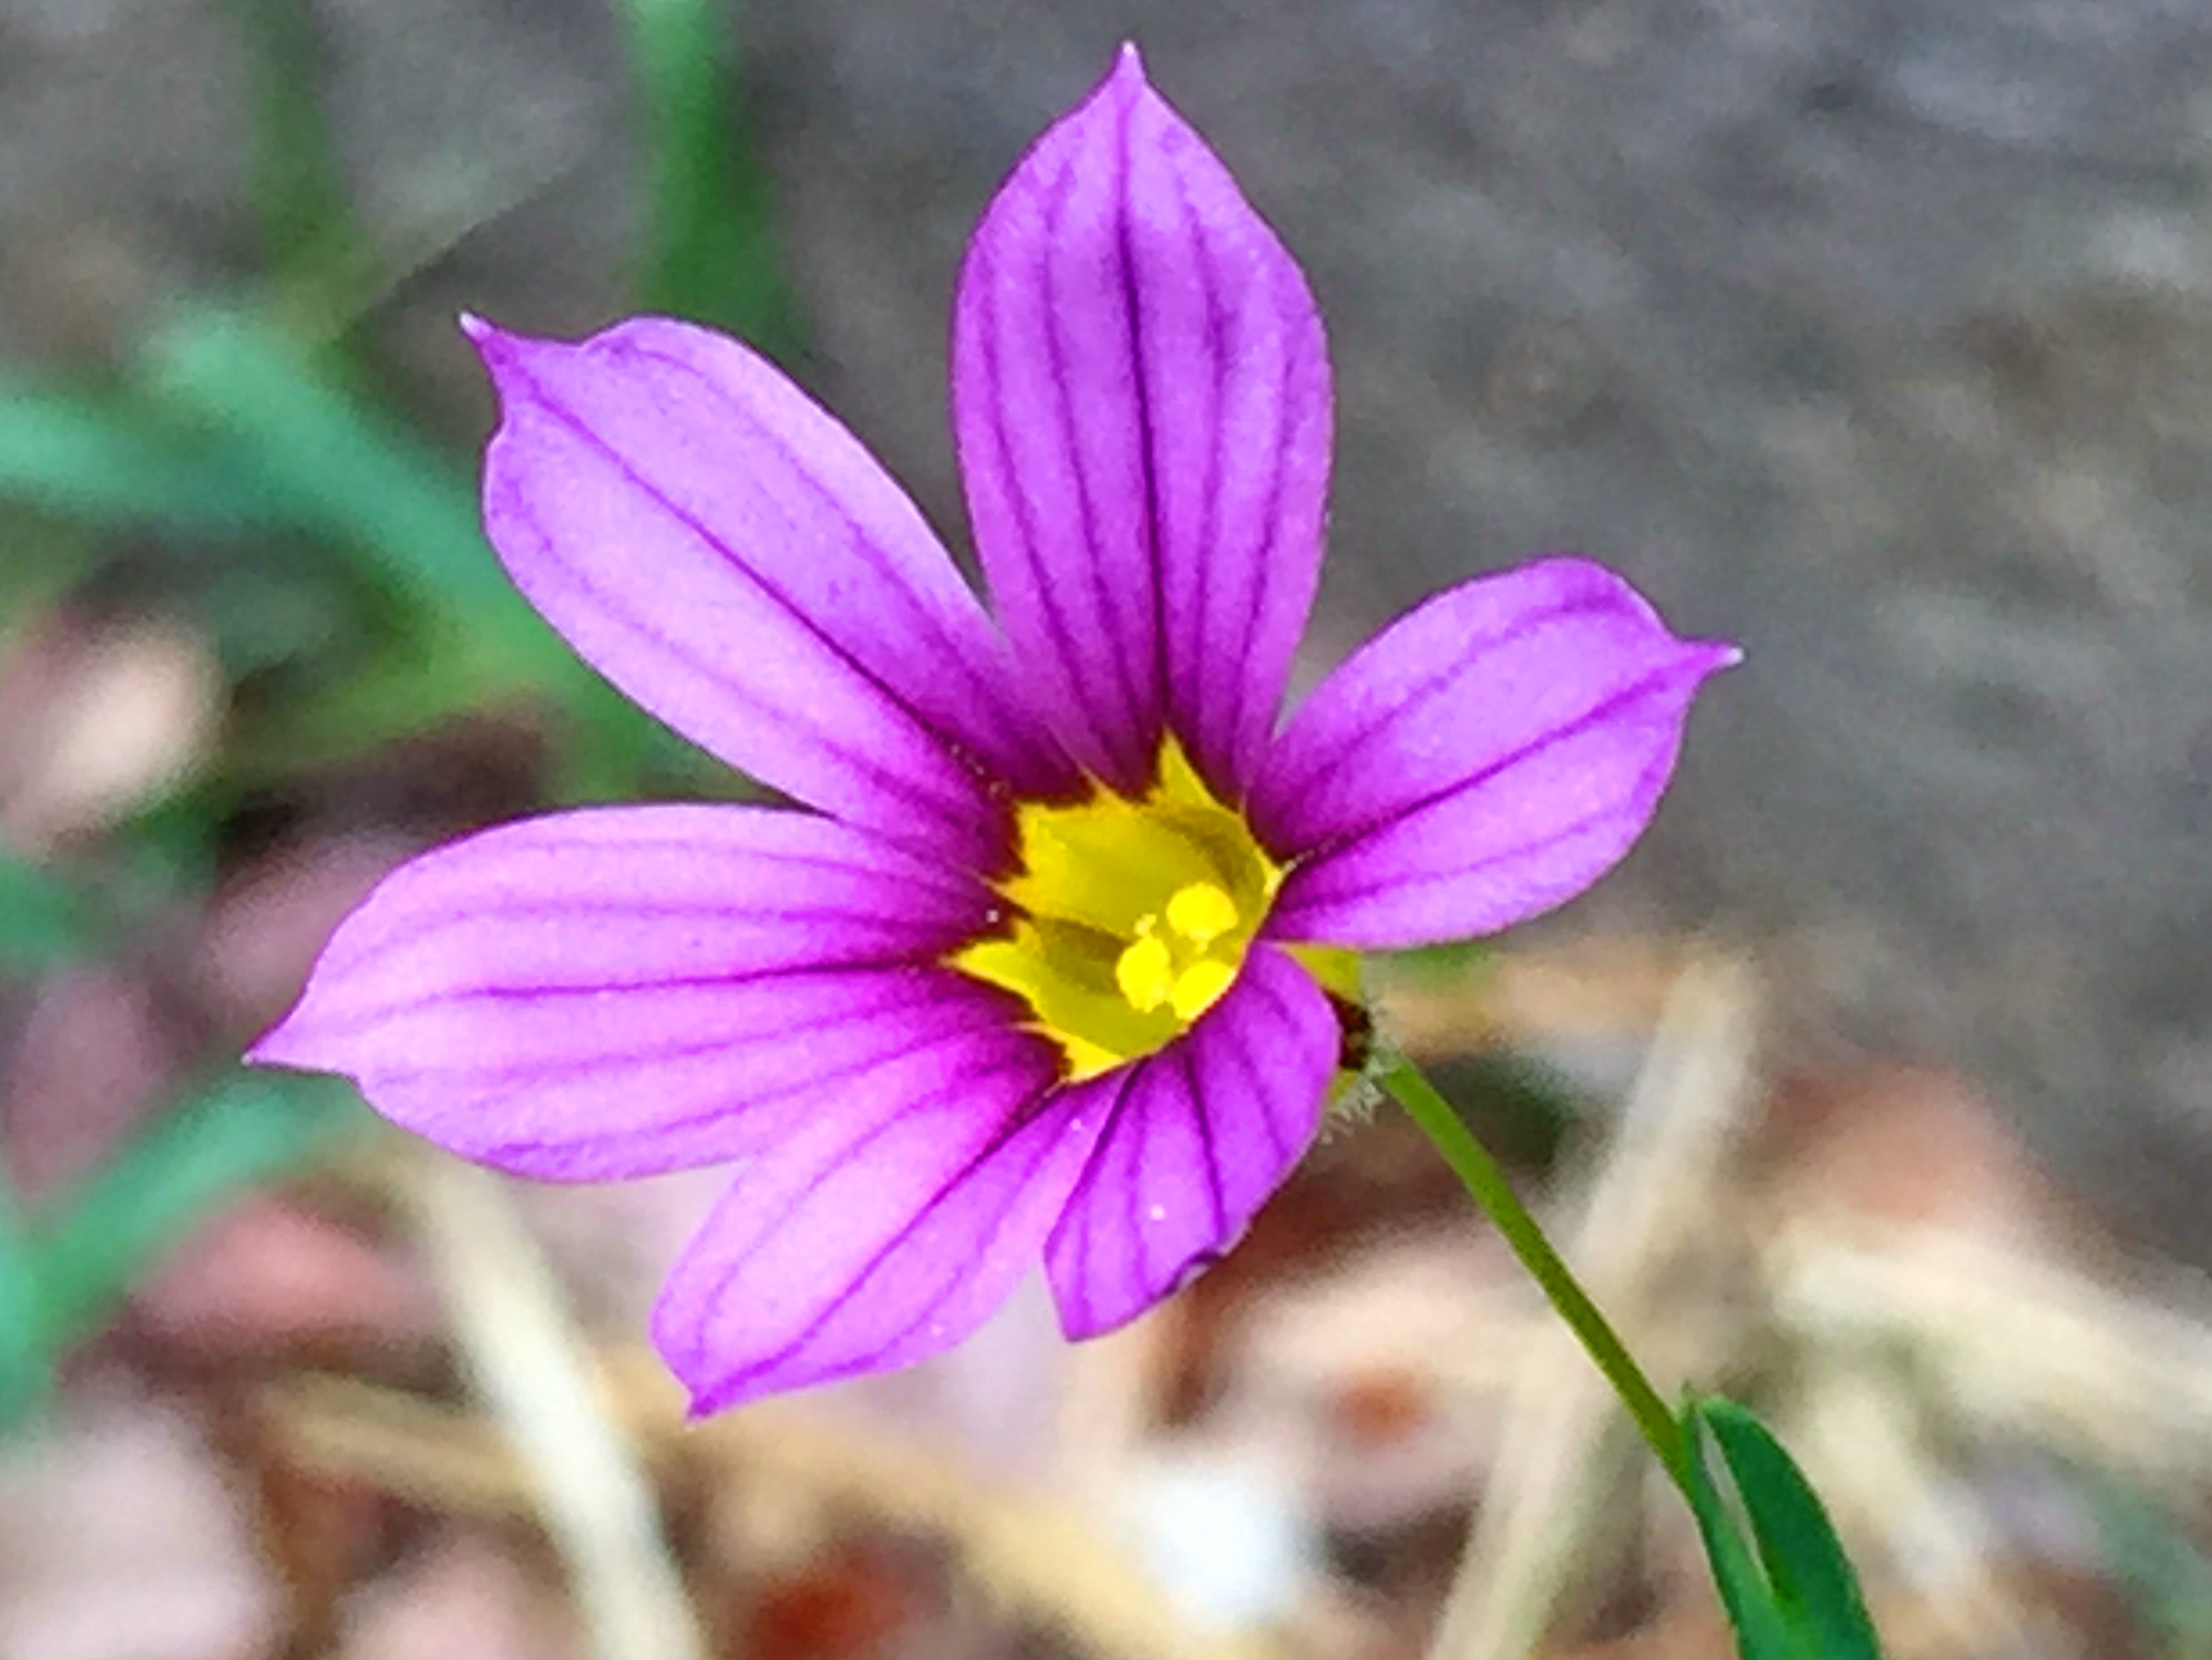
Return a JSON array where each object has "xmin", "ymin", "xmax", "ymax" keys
[{"xmin": 249, "ymin": 47, "xmax": 1735, "ymax": 1414}]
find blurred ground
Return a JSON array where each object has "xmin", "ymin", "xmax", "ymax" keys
[
  {"xmin": 6, "ymin": 0, "xmax": 2212, "ymax": 1656},
  {"xmin": 16, "ymin": 935, "xmax": 2212, "ymax": 1660},
  {"xmin": 11, "ymin": 0, "xmax": 2212, "ymax": 1252},
  {"xmin": 728, "ymin": 0, "xmax": 2212, "ymax": 1262}
]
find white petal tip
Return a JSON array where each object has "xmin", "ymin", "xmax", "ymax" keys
[
  {"xmin": 240, "ymin": 1018, "xmax": 295, "ymax": 1068},
  {"xmin": 241, "ymin": 1022, "xmax": 317, "ymax": 1072},
  {"xmin": 459, "ymin": 312, "xmax": 531, "ymax": 372}
]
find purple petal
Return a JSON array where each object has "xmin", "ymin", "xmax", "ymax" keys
[
  {"xmin": 1043, "ymin": 944, "xmax": 1337, "ymax": 1339},
  {"xmin": 952, "ymin": 47, "xmax": 1331, "ymax": 797},
  {"xmin": 654, "ymin": 1046, "xmax": 1101, "ymax": 1412},
  {"xmin": 248, "ymin": 805, "xmax": 1017, "ymax": 1178},
  {"xmin": 1252, "ymin": 559, "xmax": 1735, "ymax": 948},
  {"xmin": 468, "ymin": 316, "xmax": 1079, "ymax": 872}
]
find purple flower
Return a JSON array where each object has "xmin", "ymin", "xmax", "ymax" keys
[{"xmin": 249, "ymin": 47, "xmax": 1734, "ymax": 1414}]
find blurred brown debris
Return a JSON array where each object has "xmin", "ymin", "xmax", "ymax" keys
[
  {"xmin": 0, "ymin": 613, "xmax": 222, "ymax": 858},
  {"xmin": 12, "ymin": 931, "xmax": 2212, "ymax": 1659}
]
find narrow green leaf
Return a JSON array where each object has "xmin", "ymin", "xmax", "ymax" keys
[
  {"xmin": 1699, "ymin": 1400, "xmax": 1884, "ymax": 1660},
  {"xmin": 616, "ymin": 0, "xmax": 803, "ymax": 352},
  {"xmin": 134, "ymin": 310, "xmax": 720, "ymax": 785},
  {"xmin": 140, "ymin": 308, "xmax": 528, "ymax": 629},
  {"xmin": 0, "ymin": 388, "xmax": 279, "ymax": 531},
  {"xmin": 0, "ymin": 1153, "xmax": 53, "ymax": 1431},
  {"xmin": 224, "ymin": 0, "xmax": 371, "ymax": 328},
  {"xmin": 139, "ymin": 310, "xmax": 674, "ymax": 733},
  {"xmin": 26, "ymin": 1070, "xmax": 364, "ymax": 1358},
  {"xmin": 1683, "ymin": 1403, "xmax": 1812, "ymax": 1660},
  {"xmin": 0, "ymin": 848, "xmax": 92, "ymax": 971},
  {"xmin": 1681, "ymin": 1398, "xmax": 1887, "ymax": 1660}
]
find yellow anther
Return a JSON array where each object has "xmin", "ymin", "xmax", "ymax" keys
[
  {"xmin": 1165, "ymin": 881, "xmax": 1238, "ymax": 947},
  {"xmin": 1169, "ymin": 959, "xmax": 1236, "ymax": 1022},
  {"xmin": 1115, "ymin": 933, "xmax": 1175, "ymax": 1012}
]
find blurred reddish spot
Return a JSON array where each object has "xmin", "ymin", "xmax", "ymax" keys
[
  {"xmin": 1, "ymin": 966, "xmax": 180, "ymax": 1207},
  {"xmin": 1327, "ymin": 1368, "xmax": 1436, "ymax": 1452},
  {"xmin": 132, "ymin": 1193, "xmax": 439, "ymax": 1367},
  {"xmin": 743, "ymin": 1544, "xmax": 919, "ymax": 1660},
  {"xmin": 1761, "ymin": 1062, "xmax": 2083, "ymax": 1244},
  {"xmin": 231, "ymin": 1410, "xmax": 413, "ymax": 1657}
]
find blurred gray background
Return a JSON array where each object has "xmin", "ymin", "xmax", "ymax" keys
[{"xmin": 7, "ymin": 0, "xmax": 2211, "ymax": 1253}]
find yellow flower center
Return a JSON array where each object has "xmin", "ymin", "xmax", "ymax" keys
[{"xmin": 955, "ymin": 740, "xmax": 1351, "ymax": 1080}]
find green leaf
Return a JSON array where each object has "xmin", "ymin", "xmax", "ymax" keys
[
  {"xmin": 1682, "ymin": 1398, "xmax": 1885, "ymax": 1660},
  {"xmin": 1683, "ymin": 1405, "xmax": 1812, "ymax": 1660},
  {"xmin": 0, "ymin": 1155, "xmax": 52, "ymax": 1431},
  {"xmin": 1380, "ymin": 936, "xmax": 1494, "ymax": 981},
  {"xmin": 0, "ymin": 388, "xmax": 282, "ymax": 532},
  {"xmin": 224, "ymin": 0, "xmax": 371, "ymax": 329},
  {"xmin": 1704, "ymin": 1402, "xmax": 1883, "ymax": 1659},
  {"xmin": 137, "ymin": 307, "xmax": 684, "ymax": 779},
  {"xmin": 140, "ymin": 308, "xmax": 528, "ymax": 630},
  {"xmin": 0, "ymin": 848, "xmax": 92, "ymax": 971},
  {"xmin": 616, "ymin": 0, "xmax": 803, "ymax": 352},
  {"xmin": 108, "ymin": 308, "xmax": 718, "ymax": 787},
  {"xmin": 24, "ymin": 1072, "xmax": 364, "ymax": 1370}
]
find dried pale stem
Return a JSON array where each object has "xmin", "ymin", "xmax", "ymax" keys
[
  {"xmin": 262, "ymin": 1359, "xmax": 1271, "ymax": 1660},
  {"xmin": 1377, "ymin": 1053, "xmax": 1692, "ymax": 1495},
  {"xmin": 395, "ymin": 1153, "xmax": 706, "ymax": 1660}
]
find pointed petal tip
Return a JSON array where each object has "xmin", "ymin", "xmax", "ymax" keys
[
  {"xmin": 681, "ymin": 1379, "xmax": 738, "ymax": 1421},
  {"xmin": 1078, "ymin": 40, "xmax": 1155, "ymax": 118},
  {"xmin": 240, "ymin": 1008, "xmax": 312, "ymax": 1070},
  {"xmin": 1667, "ymin": 636, "xmax": 1743, "ymax": 692},
  {"xmin": 242, "ymin": 1013, "xmax": 356, "ymax": 1083},
  {"xmin": 656, "ymin": 1309, "xmax": 773, "ymax": 1421},
  {"xmin": 456, "ymin": 311, "xmax": 518, "ymax": 361},
  {"xmin": 458, "ymin": 313, "xmax": 549, "ymax": 382},
  {"xmin": 1526, "ymin": 555, "xmax": 1741, "ymax": 681}
]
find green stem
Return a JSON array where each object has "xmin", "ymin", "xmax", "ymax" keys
[{"xmin": 1376, "ymin": 1052, "xmax": 1691, "ymax": 1493}]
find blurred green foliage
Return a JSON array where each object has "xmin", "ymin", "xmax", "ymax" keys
[
  {"xmin": 0, "ymin": 1073, "xmax": 362, "ymax": 1429},
  {"xmin": 224, "ymin": 0, "xmax": 370, "ymax": 326},
  {"xmin": 0, "ymin": 0, "xmax": 800, "ymax": 1430},
  {"xmin": 2088, "ymin": 1474, "xmax": 2212, "ymax": 1659},
  {"xmin": 0, "ymin": 848, "xmax": 92, "ymax": 973},
  {"xmin": 618, "ymin": 0, "xmax": 802, "ymax": 356}
]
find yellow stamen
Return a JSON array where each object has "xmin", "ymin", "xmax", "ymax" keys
[
  {"xmin": 1169, "ymin": 958, "xmax": 1236, "ymax": 1022},
  {"xmin": 1115, "ymin": 932, "xmax": 1175, "ymax": 1012},
  {"xmin": 1165, "ymin": 881, "xmax": 1238, "ymax": 947}
]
